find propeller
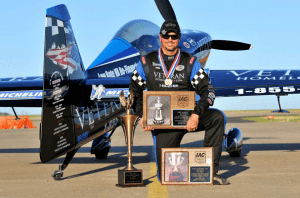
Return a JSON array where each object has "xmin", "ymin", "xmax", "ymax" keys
[
  {"xmin": 211, "ymin": 40, "xmax": 252, "ymax": 51},
  {"xmin": 154, "ymin": 0, "xmax": 252, "ymax": 51},
  {"xmin": 154, "ymin": 0, "xmax": 177, "ymax": 21}
]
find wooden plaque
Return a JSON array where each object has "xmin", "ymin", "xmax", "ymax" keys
[
  {"xmin": 161, "ymin": 147, "xmax": 213, "ymax": 185},
  {"xmin": 143, "ymin": 91, "xmax": 195, "ymax": 129}
]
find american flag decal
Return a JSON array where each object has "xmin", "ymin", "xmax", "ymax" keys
[{"xmin": 46, "ymin": 43, "xmax": 80, "ymax": 74}]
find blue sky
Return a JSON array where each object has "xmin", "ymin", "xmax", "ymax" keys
[{"xmin": 0, "ymin": 0, "xmax": 299, "ymax": 115}]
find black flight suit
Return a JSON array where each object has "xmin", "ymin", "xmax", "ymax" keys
[{"xmin": 129, "ymin": 49, "xmax": 225, "ymax": 181}]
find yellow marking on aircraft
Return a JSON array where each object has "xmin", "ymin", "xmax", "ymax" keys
[{"xmin": 147, "ymin": 162, "xmax": 169, "ymax": 198}]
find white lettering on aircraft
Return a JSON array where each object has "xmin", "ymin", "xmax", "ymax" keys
[
  {"xmin": 0, "ymin": 91, "xmax": 42, "ymax": 100},
  {"xmin": 235, "ymin": 86, "xmax": 299, "ymax": 95},
  {"xmin": 74, "ymin": 101, "xmax": 121, "ymax": 130},
  {"xmin": 228, "ymin": 70, "xmax": 300, "ymax": 81},
  {"xmin": 97, "ymin": 62, "xmax": 138, "ymax": 78}
]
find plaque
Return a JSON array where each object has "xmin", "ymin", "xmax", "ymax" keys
[
  {"xmin": 161, "ymin": 147, "xmax": 213, "ymax": 185},
  {"xmin": 143, "ymin": 91, "xmax": 195, "ymax": 129}
]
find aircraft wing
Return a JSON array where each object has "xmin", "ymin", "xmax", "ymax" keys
[
  {"xmin": 209, "ymin": 70, "xmax": 300, "ymax": 97},
  {"xmin": 0, "ymin": 77, "xmax": 43, "ymax": 107}
]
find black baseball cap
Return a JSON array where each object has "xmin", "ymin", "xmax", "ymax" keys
[{"xmin": 160, "ymin": 20, "xmax": 181, "ymax": 36}]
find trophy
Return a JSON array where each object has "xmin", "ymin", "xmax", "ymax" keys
[
  {"xmin": 168, "ymin": 153, "xmax": 185, "ymax": 181},
  {"xmin": 153, "ymin": 97, "xmax": 164, "ymax": 124},
  {"xmin": 117, "ymin": 90, "xmax": 144, "ymax": 187}
]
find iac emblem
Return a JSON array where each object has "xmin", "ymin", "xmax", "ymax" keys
[{"xmin": 177, "ymin": 95, "xmax": 189, "ymax": 108}]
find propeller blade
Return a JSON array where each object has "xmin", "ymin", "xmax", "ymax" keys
[
  {"xmin": 211, "ymin": 40, "xmax": 252, "ymax": 51},
  {"xmin": 154, "ymin": 0, "xmax": 177, "ymax": 21}
]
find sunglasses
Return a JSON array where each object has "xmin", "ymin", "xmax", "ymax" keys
[{"xmin": 161, "ymin": 34, "xmax": 179, "ymax": 40}]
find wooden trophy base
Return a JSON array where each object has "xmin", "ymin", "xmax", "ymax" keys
[{"xmin": 116, "ymin": 169, "xmax": 145, "ymax": 187}]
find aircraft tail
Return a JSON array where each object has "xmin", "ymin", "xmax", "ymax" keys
[
  {"xmin": 41, "ymin": 4, "xmax": 86, "ymax": 162},
  {"xmin": 41, "ymin": 5, "xmax": 124, "ymax": 163}
]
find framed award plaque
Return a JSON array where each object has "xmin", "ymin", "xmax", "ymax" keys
[
  {"xmin": 143, "ymin": 91, "xmax": 195, "ymax": 129},
  {"xmin": 161, "ymin": 147, "xmax": 213, "ymax": 185}
]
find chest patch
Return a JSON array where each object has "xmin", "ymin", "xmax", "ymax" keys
[{"xmin": 176, "ymin": 65, "xmax": 185, "ymax": 71}]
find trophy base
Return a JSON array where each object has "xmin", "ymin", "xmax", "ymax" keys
[
  {"xmin": 117, "ymin": 169, "xmax": 144, "ymax": 187},
  {"xmin": 153, "ymin": 119, "xmax": 164, "ymax": 124}
]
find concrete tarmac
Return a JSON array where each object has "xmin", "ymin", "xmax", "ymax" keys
[{"xmin": 0, "ymin": 110, "xmax": 299, "ymax": 198}]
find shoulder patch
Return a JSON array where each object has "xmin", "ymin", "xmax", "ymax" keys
[
  {"xmin": 141, "ymin": 56, "xmax": 146, "ymax": 65},
  {"xmin": 189, "ymin": 56, "xmax": 195, "ymax": 65}
]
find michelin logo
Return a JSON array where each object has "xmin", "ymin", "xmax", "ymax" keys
[
  {"xmin": 90, "ymin": 85, "xmax": 106, "ymax": 101},
  {"xmin": 0, "ymin": 91, "xmax": 43, "ymax": 100},
  {"xmin": 101, "ymin": 89, "xmax": 130, "ymax": 98}
]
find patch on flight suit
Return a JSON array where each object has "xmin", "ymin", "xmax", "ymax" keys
[{"xmin": 141, "ymin": 56, "xmax": 146, "ymax": 65}]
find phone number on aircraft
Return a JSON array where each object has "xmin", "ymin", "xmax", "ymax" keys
[{"xmin": 235, "ymin": 86, "xmax": 300, "ymax": 95}]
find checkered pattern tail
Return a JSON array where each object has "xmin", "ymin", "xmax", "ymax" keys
[
  {"xmin": 44, "ymin": 5, "xmax": 85, "ymax": 79},
  {"xmin": 41, "ymin": 5, "xmax": 87, "ymax": 163}
]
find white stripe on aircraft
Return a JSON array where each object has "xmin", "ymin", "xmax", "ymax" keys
[{"xmin": 92, "ymin": 52, "xmax": 140, "ymax": 69}]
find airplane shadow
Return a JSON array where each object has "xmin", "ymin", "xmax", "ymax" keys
[{"xmin": 2, "ymin": 140, "xmax": 300, "ymax": 182}]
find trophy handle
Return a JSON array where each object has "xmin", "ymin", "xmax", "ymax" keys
[
  {"xmin": 132, "ymin": 117, "xmax": 140, "ymax": 143},
  {"xmin": 179, "ymin": 157, "xmax": 184, "ymax": 166},
  {"xmin": 168, "ymin": 157, "xmax": 173, "ymax": 165},
  {"xmin": 120, "ymin": 118, "xmax": 128, "ymax": 145}
]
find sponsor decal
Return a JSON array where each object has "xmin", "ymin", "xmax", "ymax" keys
[
  {"xmin": 183, "ymin": 42, "xmax": 190, "ymax": 48},
  {"xmin": 141, "ymin": 56, "xmax": 146, "ymax": 64},
  {"xmin": 98, "ymin": 88, "xmax": 130, "ymax": 98},
  {"xmin": 48, "ymin": 85, "xmax": 68, "ymax": 100},
  {"xmin": 176, "ymin": 65, "xmax": 185, "ymax": 71},
  {"xmin": 235, "ymin": 86, "xmax": 300, "ymax": 95},
  {"xmin": 90, "ymin": 85, "xmax": 106, "ymax": 101},
  {"xmin": 0, "ymin": 90, "xmax": 43, "ymax": 100},
  {"xmin": 207, "ymin": 98, "xmax": 213, "ymax": 105},
  {"xmin": 97, "ymin": 62, "xmax": 137, "ymax": 78},
  {"xmin": 154, "ymin": 72, "xmax": 185, "ymax": 80},
  {"xmin": 77, "ymin": 131, "xmax": 89, "ymax": 143},
  {"xmin": 189, "ymin": 57, "xmax": 195, "ymax": 64},
  {"xmin": 50, "ymin": 71, "xmax": 64, "ymax": 87},
  {"xmin": 187, "ymin": 38, "xmax": 196, "ymax": 46},
  {"xmin": 165, "ymin": 23, "xmax": 176, "ymax": 27},
  {"xmin": 195, "ymin": 151, "xmax": 206, "ymax": 164},
  {"xmin": 152, "ymin": 62, "xmax": 161, "ymax": 66},
  {"xmin": 0, "ymin": 77, "xmax": 42, "ymax": 82},
  {"xmin": 161, "ymin": 29, "xmax": 167, "ymax": 35},
  {"xmin": 168, "ymin": 56, "xmax": 175, "ymax": 60},
  {"xmin": 208, "ymin": 92, "xmax": 215, "ymax": 100}
]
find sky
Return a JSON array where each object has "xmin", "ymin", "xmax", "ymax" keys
[{"xmin": 0, "ymin": 0, "xmax": 299, "ymax": 115}]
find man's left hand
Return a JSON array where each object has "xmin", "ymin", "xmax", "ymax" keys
[{"xmin": 186, "ymin": 114, "xmax": 199, "ymax": 132}]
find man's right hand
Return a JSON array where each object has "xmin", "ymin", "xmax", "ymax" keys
[{"xmin": 139, "ymin": 117, "xmax": 154, "ymax": 131}]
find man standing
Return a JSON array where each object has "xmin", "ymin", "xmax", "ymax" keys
[{"xmin": 129, "ymin": 20, "xmax": 230, "ymax": 185}]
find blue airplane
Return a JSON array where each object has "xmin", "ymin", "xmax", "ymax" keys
[{"xmin": 0, "ymin": 0, "xmax": 299, "ymax": 180}]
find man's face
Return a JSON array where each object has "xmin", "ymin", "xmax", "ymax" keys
[{"xmin": 159, "ymin": 32, "xmax": 180, "ymax": 54}]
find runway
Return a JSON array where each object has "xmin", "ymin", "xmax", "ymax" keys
[{"xmin": 0, "ymin": 110, "xmax": 299, "ymax": 198}]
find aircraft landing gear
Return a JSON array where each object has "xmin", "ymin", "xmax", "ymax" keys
[
  {"xmin": 272, "ymin": 94, "xmax": 290, "ymax": 113},
  {"xmin": 223, "ymin": 128, "xmax": 243, "ymax": 157},
  {"xmin": 229, "ymin": 150, "xmax": 241, "ymax": 157},
  {"xmin": 94, "ymin": 146, "xmax": 110, "ymax": 159},
  {"xmin": 91, "ymin": 129, "xmax": 116, "ymax": 159},
  {"xmin": 52, "ymin": 165, "xmax": 63, "ymax": 180},
  {"xmin": 51, "ymin": 148, "xmax": 79, "ymax": 181}
]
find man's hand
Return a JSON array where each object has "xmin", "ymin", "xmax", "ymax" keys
[
  {"xmin": 186, "ymin": 114, "xmax": 199, "ymax": 132},
  {"xmin": 140, "ymin": 117, "xmax": 154, "ymax": 131}
]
